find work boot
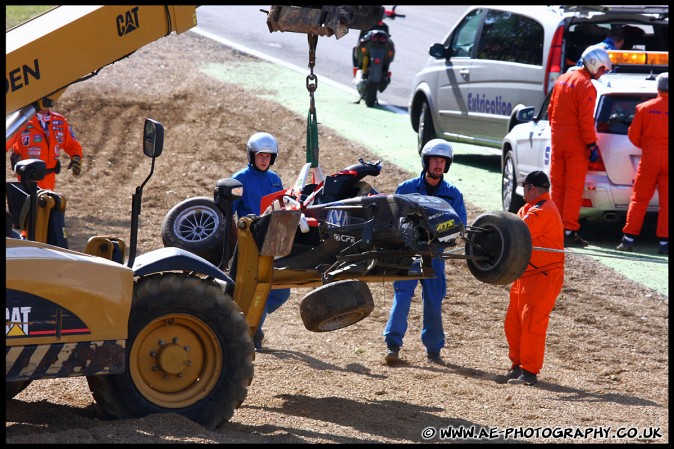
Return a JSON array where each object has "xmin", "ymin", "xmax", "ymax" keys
[
  {"xmin": 426, "ymin": 351, "xmax": 443, "ymax": 364},
  {"xmin": 616, "ymin": 235, "xmax": 634, "ymax": 252},
  {"xmin": 253, "ymin": 329, "xmax": 264, "ymax": 352},
  {"xmin": 507, "ymin": 368, "xmax": 538, "ymax": 386},
  {"xmin": 384, "ymin": 346, "xmax": 400, "ymax": 364},
  {"xmin": 505, "ymin": 365, "xmax": 522, "ymax": 381},
  {"xmin": 564, "ymin": 231, "xmax": 589, "ymax": 248},
  {"xmin": 658, "ymin": 241, "xmax": 668, "ymax": 255}
]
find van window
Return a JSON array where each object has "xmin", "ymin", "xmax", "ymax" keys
[
  {"xmin": 476, "ymin": 10, "xmax": 544, "ymax": 66},
  {"xmin": 448, "ymin": 8, "xmax": 484, "ymax": 57},
  {"xmin": 595, "ymin": 94, "xmax": 656, "ymax": 135}
]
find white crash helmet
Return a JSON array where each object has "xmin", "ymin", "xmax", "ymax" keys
[
  {"xmin": 247, "ymin": 132, "xmax": 278, "ymax": 165},
  {"xmin": 581, "ymin": 45, "xmax": 612, "ymax": 76},
  {"xmin": 421, "ymin": 139, "xmax": 453, "ymax": 173}
]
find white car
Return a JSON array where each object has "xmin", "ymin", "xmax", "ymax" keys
[{"xmin": 500, "ymin": 69, "xmax": 663, "ymax": 222}]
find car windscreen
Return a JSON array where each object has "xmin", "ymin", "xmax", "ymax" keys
[{"xmin": 595, "ymin": 93, "xmax": 657, "ymax": 135}]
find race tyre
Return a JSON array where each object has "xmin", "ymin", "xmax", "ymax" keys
[
  {"xmin": 417, "ymin": 100, "xmax": 435, "ymax": 154},
  {"xmin": 161, "ymin": 197, "xmax": 226, "ymax": 266},
  {"xmin": 502, "ymin": 150, "xmax": 525, "ymax": 213},
  {"xmin": 6, "ymin": 380, "xmax": 31, "ymax": 400},
  {"xmin": 87, "ymin": 274, "xmax": 254, "ymax": 430},
  {"xmin": 300, "ymin": 280, "xmax": 375, "ymax": 332},
  {"xmin": 465, "ymin": 211, "xmax": 531, "ymax": 285},
  {"xmin": 364, "ymin": 82, "xmax": 378, "ymax": 107}
]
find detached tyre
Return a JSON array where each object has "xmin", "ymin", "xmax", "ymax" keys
[
  {"xmin": 465, "ymin": 211, "xmax": 531, "ymax": 285},
  {"xmin": 161, "ymin": 197, "xmax": 226, "ymax": 266},
  {"xmin": 87, "ymin": 274, "xmax": 254, "ymax": 430},
  {"xmin": 300, "ymin": 280, "xmax": 374, "ymax": 332}
]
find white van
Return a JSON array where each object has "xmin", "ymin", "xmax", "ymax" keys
[{"xmin": 408, "ymin": 5, "xmax": 669, "ymax": 153}]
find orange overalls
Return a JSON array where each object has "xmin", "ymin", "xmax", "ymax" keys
[
  {"xmin": 505, "ymin": 192, "xmax": 565, "ymax": 375},
  {"xmin": 623, "ymin": 92, "xmax": 669, "ymax": 240},
  {"xmin": 6, "ymin": 111, "xmax": 83, "ymax": 191},
  {"xmin": 547, "ymin": 67, "xmax": 597, "ymax": 232}
]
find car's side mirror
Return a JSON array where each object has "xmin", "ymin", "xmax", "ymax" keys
[
  {"xmin": 516, "ymin": 107, "xmax": 535, "ymax": 123},
  {"xmin": 214, "ymin": 178, "xmax": 244, "ymax": 208},
  {"xmin": 429, "ymin": 43, "xmax": 446, "ymax": 59},
  {"xmin": 143, "ymin": 118, "xmax": 164, "ymax": 158}
]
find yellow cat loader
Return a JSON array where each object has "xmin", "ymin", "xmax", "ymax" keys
[{"xmin": 5, "ymin": 5, "xmax": 389, "ymax": 429}]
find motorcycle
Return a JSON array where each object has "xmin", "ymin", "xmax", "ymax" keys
[{"xmin": 352, "ymin": 6, "xmax": 405, "ymax": 107}]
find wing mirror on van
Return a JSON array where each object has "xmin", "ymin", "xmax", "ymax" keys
[{"xmin": 429, "ymin": 43, "xmax": 447, "ymax": 59}]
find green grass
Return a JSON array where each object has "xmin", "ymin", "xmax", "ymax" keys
[{"xmin": 6, "ymin": 5, "xmax": 54, "ymax": 30}]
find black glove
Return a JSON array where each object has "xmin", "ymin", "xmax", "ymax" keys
[
  {"xmin": 68, "ymin": 155, "xmax": 82, "ymax": 176},
  {"xmin": 587, "ymin": 143, "xmax": 600, "ymax": 163},
  {"xmin": 9, "ymin": 152, "xmax": 21, "ymax": 170}
]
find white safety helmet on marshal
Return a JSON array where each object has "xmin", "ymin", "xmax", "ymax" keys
[
  {"xmin": 421, "ymin": 139, "xmax": 453, "ymax": 173},
  {"xmin": 581, "ymin": 45, "xmax": 612, "ymax": 76},
  {"xmin": 247, "ymin": 132, "xmax": 278, "ymax": 165}
]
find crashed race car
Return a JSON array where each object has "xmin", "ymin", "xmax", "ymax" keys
[{"xmin": 162, "ymin": 159, "xmax": 532, "ymax": 331}]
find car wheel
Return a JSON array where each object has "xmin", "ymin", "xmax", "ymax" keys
[
  {"xmin": 5, "ymin": 380, "xmax": 31, "ymax": 400},
  {"xmin": 417, "ymin": 100, "xmax": 435, "ymax": 154},
  {"xmin": 161, "ymin": 197, "xmax": 227, "ymax": 266},
  {"xmin": 364, "ymin": 82, "xmax": 378, "ymax": 107},
  {"xmin": 465, "ymin": 211, "xmax": 531, "ymax": 285},
  {"xmin": 87, "ymin": 274, "xmax": 254, "ymax": 430},
  {"xmin": 502, "ymin": 151, "xmax": 525, "ymax": 213},
  {"xmin": 300, "ymin": 280, "xmax": 375, "ymax": 332}
]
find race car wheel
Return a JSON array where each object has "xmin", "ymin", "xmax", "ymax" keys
[
  {"xmin": 417, "ymin": 100, "xmax": 435, "ymax": 155},
  {"xmin": 300, "ymin": 280, "xmax": 375, "ymax": 332},
  {"xmin": 87, "ymin": 274, "xmax": 254, "ymax": 430},
  {"xmin": 5, "ymin": 380, "xmax": 31, "ymax": 400},
  {"xmin": 502, "ymin": 150, "xmax": 525, "ymax": 213},
  {"xmin": 465, "ymin": 211, "xmax": 531, "ymax": 285},
  {"xmin": 161, "ymin": 197, "xmax": 227, "ymax": 266}
]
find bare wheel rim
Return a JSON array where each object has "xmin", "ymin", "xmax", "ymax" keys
[
  {"xmin": 173, "ymin": 206, "xmax": 220, "ymax": 243},
  {"xmin": 129, "ymin": 313, "xmax": 222, "ymax": 408}
]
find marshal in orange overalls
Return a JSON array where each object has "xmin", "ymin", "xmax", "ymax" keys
[
  {"xmin": 623, "ymin": 90, "xmax": 669, "ymax": 240},
  {"xmin": 6, "ymin": 110, "xmax": 83, "ymax": 191},
  {"xmin": 505, "ymin": 192, "xmax": 565, "ymax": 375}
]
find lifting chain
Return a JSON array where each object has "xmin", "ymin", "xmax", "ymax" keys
[{"xmin": 305, "ymin": 34, "xmax": 320, "ymax": 168}]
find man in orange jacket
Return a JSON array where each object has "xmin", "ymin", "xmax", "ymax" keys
[
  {"xmin": 6, "ymin": 107, "xmax": 84, "ymax": 191},
  {"xmin": 617, "ymin": 72, "xmax": 668, "ymax": 255},
  {"xmin": 548, "ymin": 46, "xmax": 611, "ymax": 248},
  {"xmin": 504, "ymin": 171, "xmax": 564, "ymax": 386}
]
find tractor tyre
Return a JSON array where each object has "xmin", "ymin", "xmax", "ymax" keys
[
  {"xmin": 87, "ymin": 273, "xmax": 254, "ymax": 430},
  {"xmin": 161, "ymin": 197, "xmax": 227, "ymax": 266},
  {"xmin": 300, "ymin": 280, "xmax": 375, "ymax": 332},
  {"xmin": 465, "ymin": 211, "xmax": 532, "ymax": 285},
  {"xmin": 5, "ymin": 380, "xmax": 31, "ymax": 400}
]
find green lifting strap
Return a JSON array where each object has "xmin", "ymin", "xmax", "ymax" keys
[{"xmin": 306, "ymin": 106, "xmax": 319, "ymax": 167}]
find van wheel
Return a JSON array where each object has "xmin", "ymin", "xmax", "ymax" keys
[
  {"xmin": 465, "ymin": 211, "xmax": 531, "ymax": 285},
  {"xmin": 502, "ymin": 151, "xmax": 525, "ymax": 213},
  {"xmin": 87, "ymin": 274, "xmax": 254, "ymax": 430},
  {"xmin": 417, "ymin": 100, "xmax": 435, "ymax": 154}
]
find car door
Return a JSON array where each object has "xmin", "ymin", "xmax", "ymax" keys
[
  {"xmin": 516, "ymin": 94, "xmax": 552, "ymax": 179},
  {"xmin": 433, "ymin": 8, "xmax": 484, "ymax": 138},
  {"xmin": 466, "ymin": 9, "xmax": 546, "ymax": 147}
]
